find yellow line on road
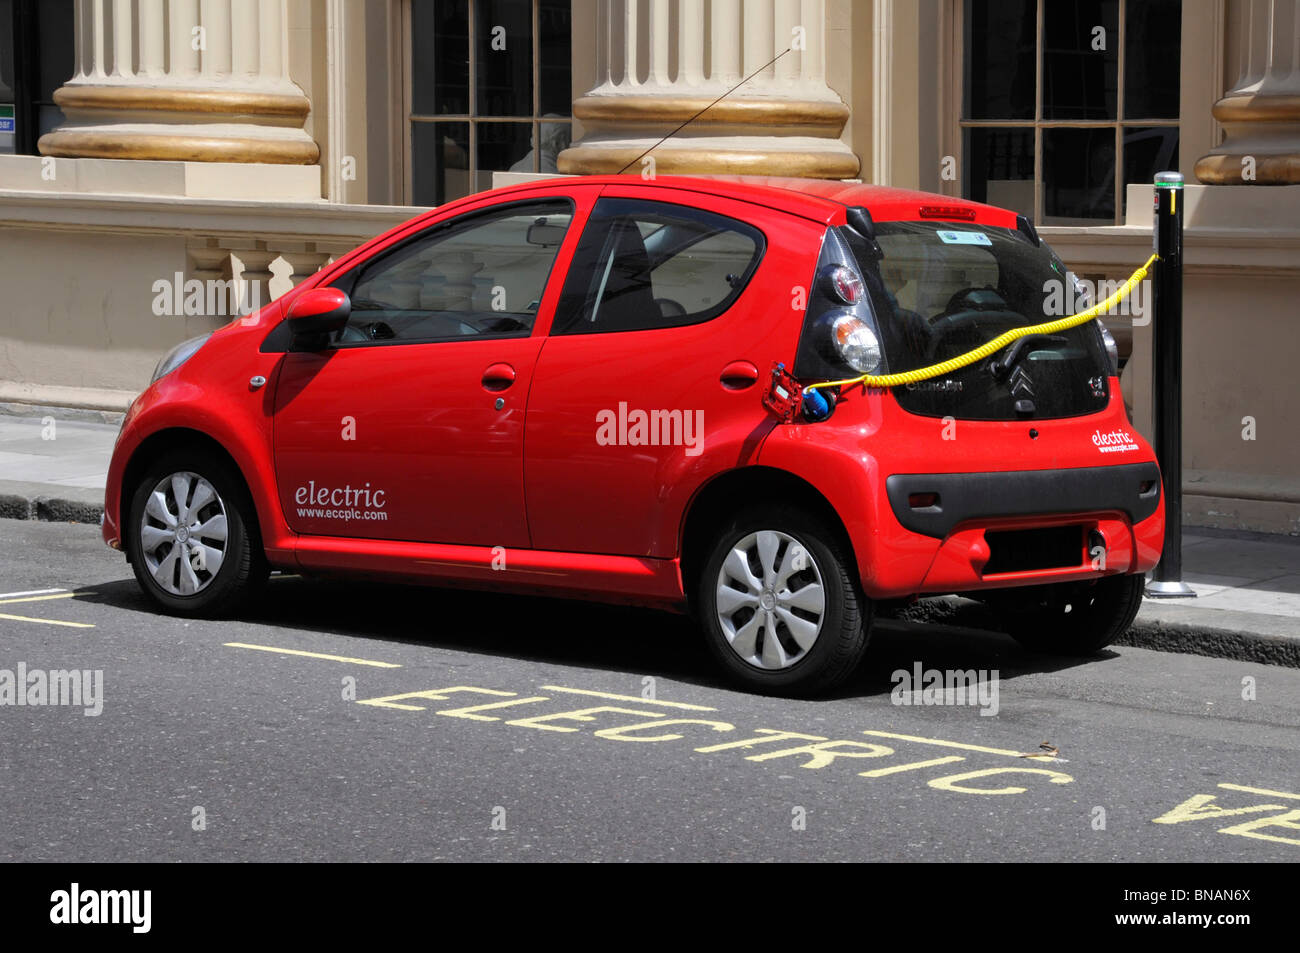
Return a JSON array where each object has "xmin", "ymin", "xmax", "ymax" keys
[
  {"xmin": 541, "ymin": 684, "xmax": 717, "ymax": 711},
  {"xmin": 0, "ymin": 611, "xmax": 94, "ymax": 629},
  {"xmin": 1220, "ymin": 782, "xmax": 1300, "ymax": 801},
  {"xmin": 0, "ymin": 593, "xmax": 77, "ymax": 606},
  {"xmin": 224, "ymin": 642, "xmax": 401, "ymax": 668},
  {"xmin": 859, "ymin": 755, "xmax": 966, "ymax": 778},
  {"xmin": 861, "ymin": 730, "xmax": 1023, "ymax": 758},
  {"xmin": 0, "ymin": 588, "xmax": 65, "ymax": 599}
]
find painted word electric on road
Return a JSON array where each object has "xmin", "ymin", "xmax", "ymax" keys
[{"xmin": 356, "ymin": 683, "xmax": 1075, "ymax": 797}]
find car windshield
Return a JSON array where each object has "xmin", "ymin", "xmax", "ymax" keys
[{"xmin": 847, "ymin": 220, "xmax": 1112, "ymax": 420}]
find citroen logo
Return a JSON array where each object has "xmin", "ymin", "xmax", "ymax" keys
[{"xmin": 1008, "ymin": 366, "xmax": 1035, "ymax": 398}]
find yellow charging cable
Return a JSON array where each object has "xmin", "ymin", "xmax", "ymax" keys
[{"xmin": 804, "ymin": 253, "xmax": 1159, "ymax": 392}]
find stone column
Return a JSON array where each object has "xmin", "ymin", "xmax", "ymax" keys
[
  {"xmin": 559, "ymin": 0, "xmax": 859, "ymax": 178},
  {"xmin": 1195, "ymin": 0, "xmax": 1300, "ymax": 184},
  {"xmin": 39, "ymin": 0, "xmax": 318, "ymax": 164}
]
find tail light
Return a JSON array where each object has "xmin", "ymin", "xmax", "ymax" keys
[{"xmin": 793, "ymin": 227, "xmax": 889, "ymax": 383}]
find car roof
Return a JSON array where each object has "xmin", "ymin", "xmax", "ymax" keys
[{"xmin": 468, "ymin": 174, "xmax": 1014, "ymax": 227}]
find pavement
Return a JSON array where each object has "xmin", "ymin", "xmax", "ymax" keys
[{"xmin": 1, "ymin": 401, "xmax": 1296, "ymax": 668}]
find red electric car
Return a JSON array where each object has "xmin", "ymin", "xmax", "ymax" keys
[{"xmin": 102, "ymin": 175, "xmax": 1164, "ymax": 695}]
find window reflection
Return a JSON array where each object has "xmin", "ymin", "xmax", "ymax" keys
[{"xmin": 410, "ymin": 0, "xmax": 572, "ymax": 205}]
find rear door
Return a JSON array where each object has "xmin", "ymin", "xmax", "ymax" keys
[{"xmin": 524, "ymin": 186, "xmax": 823, "ymax": 557}]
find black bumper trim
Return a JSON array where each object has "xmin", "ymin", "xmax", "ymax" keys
[{"xmin": 885, "ymin": 462, "xmax": 1162, "ymax": 539}]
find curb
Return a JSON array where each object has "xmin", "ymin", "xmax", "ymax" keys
[
  {"xmin": 0, "ymin": 400, "xmax": 126, "ymax": 426},
  {"xmin": 1117, "ymin": 617, "xmax": 1300, "ymax": 668},
  {"xmin": 883, "ymin": 595, "xmax": 1300, "ymax": 669},
  {"xmin": 0, "ymin": 483, "xmax": 104, "ymax": 526}
]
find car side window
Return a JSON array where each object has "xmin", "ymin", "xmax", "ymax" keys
[
  {"xmin": 551, "ymin": 198, "xmax": 764, "ymax": 335},
  {"xmin": 330, "ymin": 199, "xmax": 573, "ymax": 345}
]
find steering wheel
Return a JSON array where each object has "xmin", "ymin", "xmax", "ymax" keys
[
  {"xmin": 945, "ymin": 286, "xmax": 1008, "ymax": 314},
  {"xmin": 924, "ymin": 287, "xmax": 1014, "ymax": 360}
]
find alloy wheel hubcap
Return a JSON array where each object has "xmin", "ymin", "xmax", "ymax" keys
[
  {"xmin": 715, "ymin": 530, "xmax": 826, "ymax": 670},
  {"xmin": 139, "ymin": 471, "xmax": 228, "ymax": 596}
]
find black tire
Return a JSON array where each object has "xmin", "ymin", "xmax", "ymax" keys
[
  {"xmin": 695, "ymin": 505, "xmax": 871, "ymax": 697},
  {"xmin": 125, "ymin": 449, "xmax": 268, "ymax": 617},
  {"xmin": 993, "ymin": 573, "xmax": 1145, "ymax": 656}
]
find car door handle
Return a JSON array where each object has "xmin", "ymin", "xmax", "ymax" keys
[
  {"xmin": 720, "ymin": 360, "xmax": 759, "ymax": 390},
  {"xmin": 482, "ymin": 363, "xmax": 516, "ymax": 392}
]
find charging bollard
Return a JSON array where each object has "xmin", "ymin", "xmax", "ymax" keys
[{"xmin": 1146, "ymin": 172, "xmax": 1196, "ymax": 599}]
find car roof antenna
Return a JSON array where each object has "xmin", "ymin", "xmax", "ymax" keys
[{"xmin": 615, "ymin": 48, "xmax": 793, "ymax": 175}]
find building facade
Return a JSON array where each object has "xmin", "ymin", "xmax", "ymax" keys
[{"xmin": 1, "ymin": 0, "xmax": 1298, "ymax": 534}]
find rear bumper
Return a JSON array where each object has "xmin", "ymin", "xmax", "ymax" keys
[
  {"xmin": 883, "ymin": 462, "xmax": 1164, "ymax": 596},
  {"xmin": 885, "ymin": 462, "xmax": 1162, "ymax": 538}
]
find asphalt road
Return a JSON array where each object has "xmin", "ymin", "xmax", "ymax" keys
[{"xmin": 1, "ymin": 517, "xmax": 1297, "ymax": 862}]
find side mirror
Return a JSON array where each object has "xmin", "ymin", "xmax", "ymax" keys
[{"xmin": 286, "ymin": 288, "xmax": 351, "ymax": 344}]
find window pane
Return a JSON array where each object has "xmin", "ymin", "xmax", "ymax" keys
[
  {"xmin": 0, "ymin": 0, "xmax": 14, "ymax": 102},
  {"xmin": 412, "ymin": 0, "xmax": 469, "ymax": 115},
  {"xmin": 539, "ymin": 0, "xmax": 572, "ymax": 116},
  {"xmin": 38, "ymin": 103, "xmax": 64, "ymax": 136},
  {"xmin": 412, "ymin": 121, "xmax": 470, "ymax": 206},
  {"xmin": 963, "ymin": 127, "xmax": 1034, "ymax": 220},
  {"xmin": 36, "ymin": 0, "xmax": 73, "ymax": 100},
  {"xmin": 1125, "ymin": 0, "xmax": 1181, "ymax": 119},
  {"xmin": 863, "ymin": 220, "xmax": 1113, "ymax": 418},
  {"xmin": 1043, "ymin": 127, "xmax": 1115, "ymax": 223},
  {"xmin": 475, "ymin": 120, "xmax": 534, "ymax": 189},
  {"xmin": 0, "ymin": 0, "xmax": 12, "ymax": 155},
  {"xmin": 339, "ymin": 201, "xmax": 572, "ymax": 343},
  {"xmin": 553, "ymin": 198, "xmax": 763, "ymax": 335},
  {"xmin": 963, "ymin": 0, "xmax": 1036, "ymax": 120},
  {"xmin": 1043, "ymin": 0, "xmax": 1119, "ymax": 120},
  {"xmin": 476, "ymin": 0, "xmax": 532, "ymax": 117},
  {"xmin": 1122, "ymin": 126, "xmax": 1179, "ymax": 215}
]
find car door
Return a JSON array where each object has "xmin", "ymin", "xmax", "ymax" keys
[
  {"xmin": 524, "ymin": 187, "xmax": 822, "ymax": 558},
  {"xmin": 272, "ymin": 193, "xmax": 588, "ymax": 547}
]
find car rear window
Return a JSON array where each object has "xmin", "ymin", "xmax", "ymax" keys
[{"xmin": 848, "ymin": 220, "xmax": 1112, "ymax": 420}]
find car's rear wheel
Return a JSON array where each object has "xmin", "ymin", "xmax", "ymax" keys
[
  {"xmin": 992, "ymin": 573, "xmax": 1145, "ymax": 656},
  {"xmin": 126, "ymin": 451, "xmax": 267, "ymax": 616},
  {"xmin": 696, "ymin": 506, "xmax": 871, "ymax": 696}
]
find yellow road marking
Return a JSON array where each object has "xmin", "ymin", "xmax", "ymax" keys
[
  {"xmin": 927, "ymin": 766, "xmax": 1074, "ymax": 795},
  {"xmin": 542, "ymin": 684, "xmax": 716, "ymax": 711},
  {"xmin": 506, "ymin": 705, "xmax": 664, "ymax": 732},
  {"xmin": 0, "ymin": 593, "xmax": 77, "ymax": 606},
  {"xmin": 358, "ymin": 687, "xmax": 512, "ymax": 710},
  {"xmin": 437, "ymin": 697, "xmax": 552, "ymax": 721},
  {"xmin": 861, "ymin": 730, "xmax": 1023, "ymax": 758},
  {"xmin": 224, "ymin": 642, "xmax": 400, "ymax": 668},
  {"xmin": 0, "ymin": 588, "xmax": 65, "ymax": 600},
  {"xmin": 0, "ymin": 611, "xmax": 93, "ymax": 629},
  {"xmin": 1220, "ymin": 783, "xmax": 1300, "ymax": 802},
  {"xmin": 859, "ymin": 755, "xmax": 966, "ymax": 778}
]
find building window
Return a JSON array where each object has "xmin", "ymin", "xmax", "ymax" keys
[
  {"xmin": 0, "ymin": 0, "xmax": 74, "ymax": 155},
  {"xmin": 960, "ymin": 0, "xmax": 1180, "ymax": 226},
  {"xmin": 408, "ymin": 0, "xmax": 572, "ymax": 206}
]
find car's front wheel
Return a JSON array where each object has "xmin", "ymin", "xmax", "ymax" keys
[
  {"xmin": 696, "ymin": 506, "xmax": 871, "ymax": 696},
  {"xmin": 125, "ymin": 451, "xmax": 267, "ymax": 616},
  {"xmin": 991, "ymin": 573, "xmax": 1145, "ymax": 656}
]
